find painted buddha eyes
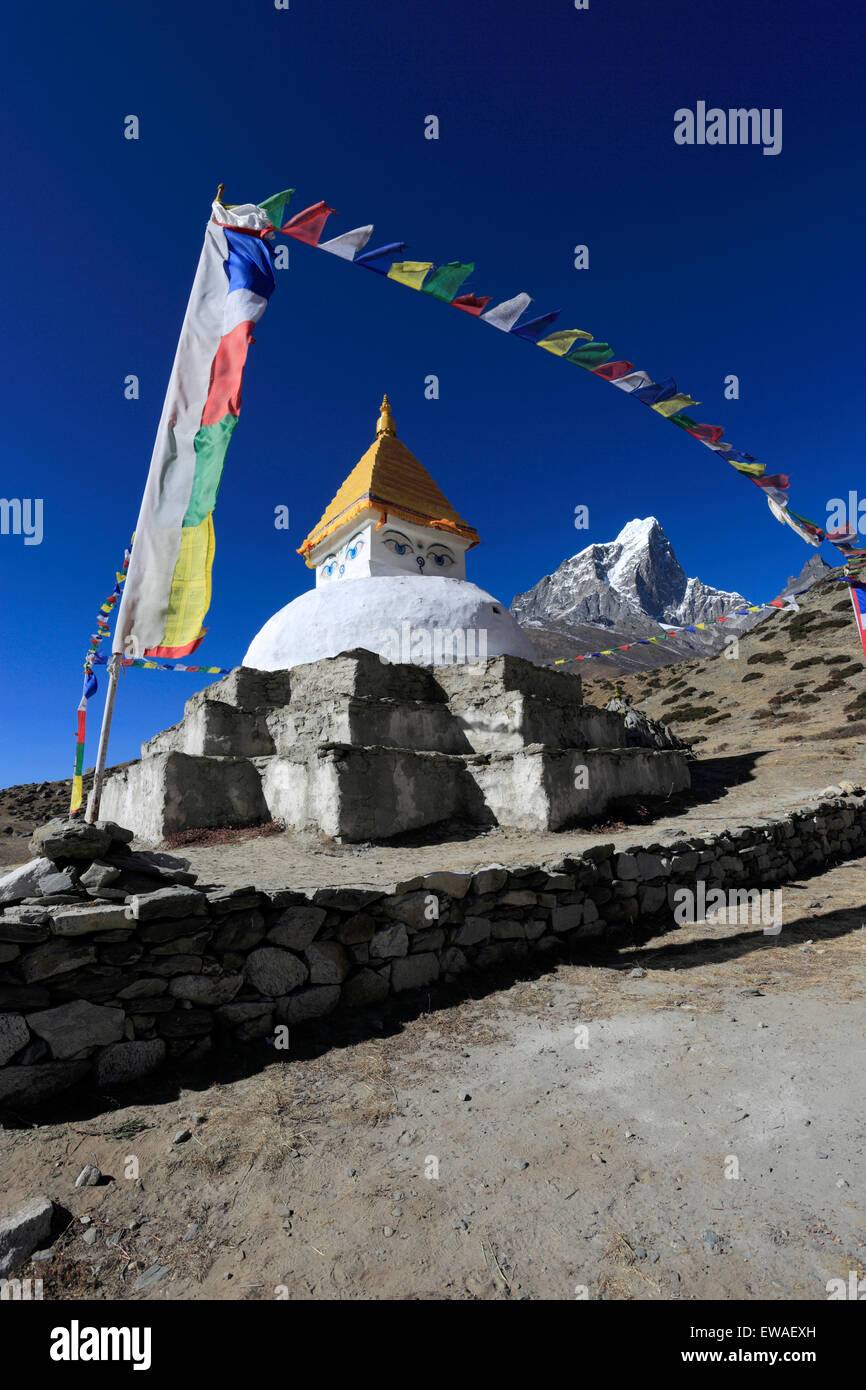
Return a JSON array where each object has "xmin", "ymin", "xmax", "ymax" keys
[
  {"xmin": 382, "ymin": 531, "xmax": 455, "ymax": 568},
  {"xmin": 383, "ymin": 530, "xmax": 414, "ymax": 556},
  {"xmin": 323, "ymin": 534, "xmax": 365, "ymax": 579}
]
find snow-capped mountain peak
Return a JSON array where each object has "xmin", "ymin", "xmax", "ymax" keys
[{"xmin": 511, "ymin": 517, "xmax": 749, "ymax": 634}]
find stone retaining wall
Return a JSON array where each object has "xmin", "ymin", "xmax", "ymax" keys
[{"xmin": 2, "ymin": 793, "xmax": 864, "ymax": 1108}]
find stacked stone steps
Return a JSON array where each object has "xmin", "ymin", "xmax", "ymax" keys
[{"xmin": 100, "ymin": 649, "xmax": 691, "ymax": 842}]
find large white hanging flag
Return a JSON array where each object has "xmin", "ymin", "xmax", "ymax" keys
[{"xmin": 114, "ymin": 197, "xmax": 278, "ymax": 658}]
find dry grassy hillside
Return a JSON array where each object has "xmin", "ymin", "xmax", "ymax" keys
[{"xmin": 583, "ymin": 571, "xmax": 866, "ymax": 758}]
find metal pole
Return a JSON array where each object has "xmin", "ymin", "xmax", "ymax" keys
[{"xmin": 85, "ymin": 653, "xmax": 122, "ymax": 823}]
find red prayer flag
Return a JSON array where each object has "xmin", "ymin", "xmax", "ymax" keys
[
  {"xmin": 687, "ymin": 423, "xmax": 725, "ymax": 443},
  {"xmin": 451, "ymin": 294, "xmax": 492, "ymax": 316},
  {"xmin": 592, "ymin": 361, "xmax": 635, "ymax": 381},
  {"xmin": 753, "ymin": 474, "xmax": 790, "ymax": 490},
  {"xmin": 281, "ymin": 202, "xmax": 337, "ymax": 245}
]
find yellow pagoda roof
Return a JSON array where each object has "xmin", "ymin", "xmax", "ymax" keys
[{"xmin": 298, "ymin": 396, "xmax": 480, "ymax": 559}]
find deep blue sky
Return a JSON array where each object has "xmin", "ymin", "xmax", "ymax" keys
[{"xmin": 1, "ymin": 0, "xmax": 863, "ymax": 785}]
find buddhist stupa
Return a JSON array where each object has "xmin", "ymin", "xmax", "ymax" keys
[{"xmin": 243, "ymin": 395, "xmax": 536, "ymax": 669}]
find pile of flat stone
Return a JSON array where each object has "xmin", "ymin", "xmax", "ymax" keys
[
  {"xmin": 604, "ymin": 696, "xmax": 694, "ymax": 755},
  {"xmin": 0, "ymin": 817, "xmax": 197, "ymax": 911}
]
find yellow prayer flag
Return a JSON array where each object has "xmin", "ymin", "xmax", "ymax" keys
[
  {"xmin": 652, "ymin": 393, "xmax": 701, "ymax": 417},
  {"xmin": 387, "ymin": 261, "xmax": 434, "ymax": 290},
  {"xmin": 537, "ymin": 329, "xmax": 593, "ymax": 355}
]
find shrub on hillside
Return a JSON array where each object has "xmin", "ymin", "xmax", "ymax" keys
[
  {"xmin": 810, "ymin": 617, "xmax": 853, "ymax": 633},
  {"xmin": 662, "ymin": 687, "xmax": 696, "ymax": 705},
  {"xmin": 665, "ymin": 704, "xmax": 718, "ymax": 722}
]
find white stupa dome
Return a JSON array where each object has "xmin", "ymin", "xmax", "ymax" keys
[
  {"xmin": 243, "ymin": 573, "xmax": 536, "ymax": 669},
  {"xmin": 243, "ymin": 395, "xmax": 537, "ymax": 671}
]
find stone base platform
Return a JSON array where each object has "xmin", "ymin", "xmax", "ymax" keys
[{"xmin": 101, "ymin": 650, "xmax": 691, "ymax": 844}]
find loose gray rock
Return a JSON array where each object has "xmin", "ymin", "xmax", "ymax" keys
[
  {"xmin": 37, "ymin": 869, "xmax": 78, "ymax": 897},
  {"xmin": 134, "ymin": 1263, "xmax": 169, "ymax": 1291},
  {"xmin": 75, "ymin": 1164, "xmax": 102, "ymax": 1189},
  {"xmin": 79, "ymin": 861, "xmax": 122, "ymax": 890},
  {"xmin": 0, "ymin": 858, "xmax": 64, "ymax": 906},
  {"xmin": 0, "ymin": 1195, "xmax": 54, "ymax": 1276}
]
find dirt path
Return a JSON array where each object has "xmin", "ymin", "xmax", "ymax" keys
[{"xmin": 2, "ymin": 858, "xmax": 863, "ymax": 1301}]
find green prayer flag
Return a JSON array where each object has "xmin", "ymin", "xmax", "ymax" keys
[
  {"xmin": 565, "ymin": 342, "xmax": 615, "ymax": 369},
  {"xmin": 421, "ymin": 262, "xmax": 474, "ymax": 302},
  {"xmin": 258, "ymin": 188, "xmax": 295, "ymax": 228}
]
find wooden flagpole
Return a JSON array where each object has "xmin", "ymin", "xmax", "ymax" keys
[{"xmin": 85, "ymin": 653, "xmax": 122, "ymax": 823}]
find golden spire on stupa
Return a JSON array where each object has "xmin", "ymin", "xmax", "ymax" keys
[
  {"xmin": 298, "ymin": 393, "xmax": 480, "ymax": 560},
  {"xmin": 376, "ymin": 393, "xmax": 396, "ymax": 438}
]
